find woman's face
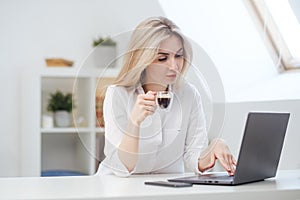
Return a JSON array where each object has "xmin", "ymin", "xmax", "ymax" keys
[{"xmin": 145, "ymin": 35, "xmax": 184, "ymax": 87}]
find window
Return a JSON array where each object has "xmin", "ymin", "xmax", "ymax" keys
[{"xmin": 246, "ymin": 0, "xmax": 300, "ymax": 70}]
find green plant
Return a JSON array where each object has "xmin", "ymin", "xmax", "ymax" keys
[
  {"xmin": 47, "ymin": 90, "xmax": 74, "ymax": 113},
  {"xmin": 93, "ymin": 36, "xmax": 116, "ymax": 47}
]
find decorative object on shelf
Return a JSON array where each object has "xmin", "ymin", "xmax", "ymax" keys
[
  {"xmin": 45, "ymin": 58, "xmax": 74, "ymax": 67},
  {"xmin": 93, "ymin": 36, "xmax": 117, "ymax": 68},
  {"xmin": 54, "ymin": 111, "xmax": 70, "ymax": 127},
  {"xmin": 42, "ymin": 114, "xmax": 54, "ymax": 128},
  {"xmin": 74, "ymin": 116, "xmax": 85, "ymax": 127},
  {"xmin": 95, "ymin": 95, "xmax": 105, "ymax": 127},
  {"xmin": 93, "ymin": 36, "xmax": 116, "ymax": 47},
  {"xmin": 47, "ymin": 90, "xmax": 75, "ymax": 127},
  {"xmin": 96, "ymin": 77, "xmax": 115, "ymax": 127},
  {"xmin": 41, "ymin": 170, "xmax": 87, "ymax": 177}
]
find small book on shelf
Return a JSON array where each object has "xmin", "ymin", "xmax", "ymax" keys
[{"xmin": 45, "ymin": 58, "xmax": 74, "ymax": 67}]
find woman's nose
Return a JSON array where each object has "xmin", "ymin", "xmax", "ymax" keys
[{"xmin": 168, "ymin": 57, "xmax": 178, "ymax": 71}]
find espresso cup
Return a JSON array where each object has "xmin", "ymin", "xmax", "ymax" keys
[{"xmin": 156, "ymin": 91, "xmax": 172, "ymax": 110}]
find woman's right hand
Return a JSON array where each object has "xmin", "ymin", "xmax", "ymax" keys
[{"xmin": 130, "ymin": 91, "xmax": 157, "ymax": 126}]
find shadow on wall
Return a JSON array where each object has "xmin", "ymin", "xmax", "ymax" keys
[{"xmin": 215, "ymin": 100, "xmax": 300, "ymax": 171}]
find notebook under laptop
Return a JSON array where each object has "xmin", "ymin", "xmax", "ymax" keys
[{"xmin": 168, "ymin": 112, "xmax": 290, "ymax": 186}]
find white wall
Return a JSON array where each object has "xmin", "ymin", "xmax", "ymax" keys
[
  {"xmin": 0, "ymin": 0, "xmax": 165, "ymax": 177},
  {"xmin": 160, "ymin": 0, "xmax": 300, "ymax": 170},
  {"xmin": 220, "ymin": 100, "xmax": 300, "ymax": 170},
  {"xmin": 159, "ymin": 0, "xmax": 300, "ymax": 102},
  {"xmin": 1, "ymin": 0, "xmax": 299, "ymax": 177}
]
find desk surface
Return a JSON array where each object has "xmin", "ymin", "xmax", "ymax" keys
[{"xmin": 0, "ymin": 170, "xmax": 299, "ymax": 200}]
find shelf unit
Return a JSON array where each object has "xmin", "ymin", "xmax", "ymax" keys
[{"xmin": 21, "ymin": 67, "xmax": 118, "ymax": 177}]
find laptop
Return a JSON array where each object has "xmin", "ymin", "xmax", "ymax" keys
[{"xmin": 168, "ymin": 112, "xmax": 290, "ymax": 186}]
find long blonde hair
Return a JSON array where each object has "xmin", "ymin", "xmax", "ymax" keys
[{"xmin": 114, "ymin": 16, "xmax": 193, "ymax": 88}]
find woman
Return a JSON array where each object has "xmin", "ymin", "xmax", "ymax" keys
[{"xmin": 96, "ymin": 16, "xmax": 236, "ymax": 177}]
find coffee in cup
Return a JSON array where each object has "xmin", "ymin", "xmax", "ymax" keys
[{"xmin": 156, "ymin": 91, "xmax": 172, "ymax": 110}]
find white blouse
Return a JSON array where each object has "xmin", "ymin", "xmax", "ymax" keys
[{"xmin": 95, "ymin": 81, "xmax": 208, "ymax": 177}]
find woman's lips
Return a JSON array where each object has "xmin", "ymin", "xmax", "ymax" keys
[{"xmin": 166, "ymin": 74, "xmax": 177, "ymax": 78}]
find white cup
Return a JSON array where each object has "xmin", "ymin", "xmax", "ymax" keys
[{"xmin": 42, "ymin": 115, "xmax": 54, "ymax": 128}]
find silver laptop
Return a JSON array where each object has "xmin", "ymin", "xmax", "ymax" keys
[{"xmin": 168, "ymin": 112, "xmax": 290, "ymax": 185}]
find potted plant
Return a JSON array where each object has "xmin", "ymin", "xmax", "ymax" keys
[
  {"xmin": 47, "ymin": 90, "xmax": 75, "ymax": 127},
  {"xmin": 93, "ymin": 36, "xmax": 117, "ymax": 68},
  {"xmin": 93, "ymin": 36, "xmax": 116, "ymax": 47}
]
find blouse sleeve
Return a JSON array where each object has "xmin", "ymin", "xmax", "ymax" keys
[
  {"xmin": 101, "ymin": 86, "xmax": 136, "ymax": 177},
  {"xmin": 183, "ymin": 86, "xmax": 209, "ymax": 174}
]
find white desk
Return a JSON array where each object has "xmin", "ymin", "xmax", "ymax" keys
[{"xmin": 0, "ymin": 170, "xmax": 299, "ymax": 200}]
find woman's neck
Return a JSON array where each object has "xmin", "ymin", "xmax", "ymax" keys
[{"xmin": 142, "ymin": 83, "xmax": 168, "ymax": 93}]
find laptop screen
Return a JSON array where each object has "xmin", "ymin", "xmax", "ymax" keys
[{"xmin": 233, "ymin": 112, "xmax": 290, "ymax": 184}]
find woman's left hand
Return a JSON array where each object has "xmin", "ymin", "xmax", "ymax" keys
[{"xmin": 198, "ymin": 139, "xmax": 237, "ymax": 175}]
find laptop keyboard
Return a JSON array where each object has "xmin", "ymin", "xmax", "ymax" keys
[{"xmin": 197, "ymin": 174, "xmax": 234, "ymax": 181}]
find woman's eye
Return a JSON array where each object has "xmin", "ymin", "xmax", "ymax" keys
[
  {"xmin": 158, "ymin": 57, "xmax": 167, "ymax": 62},
  {"xmin": 175, "ymin": 54, "xmax": 183, "ymax": 58}
]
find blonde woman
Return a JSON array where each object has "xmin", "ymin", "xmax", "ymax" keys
[{"xmin": 96, "ymin": 17, "xmax": 236, "ymax": 177}]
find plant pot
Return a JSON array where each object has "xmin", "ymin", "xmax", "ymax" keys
[
  {"xmin": 54, "ymin": 111, "xmax": 70, "ymax": 127},
  {"xmin": 94, "ymin": 46, "xmax": 116, "ymax": 68}
]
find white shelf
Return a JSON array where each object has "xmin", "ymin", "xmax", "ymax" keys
[
  {"xmin": 21, "ymin": 66, "xmax": 116, "ymax": 177},
  {"xmin": 40, "ymin": 67, "xmax": 120, "ymax": 78},
  {"xmin": 40, "ymin": 67, "xmax": 81, "ymax": 77},
  {"xmin": 41, "ymin": 127, "xmax": 92, "ymax": 134},
  {"xmin": 95, "ymin": 127, "xmax": 105, "ymax": 133}
]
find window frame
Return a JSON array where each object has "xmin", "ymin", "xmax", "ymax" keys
[{"xmin": 244, "ymin": 0, "xmax": 300, "ymax": 71}]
